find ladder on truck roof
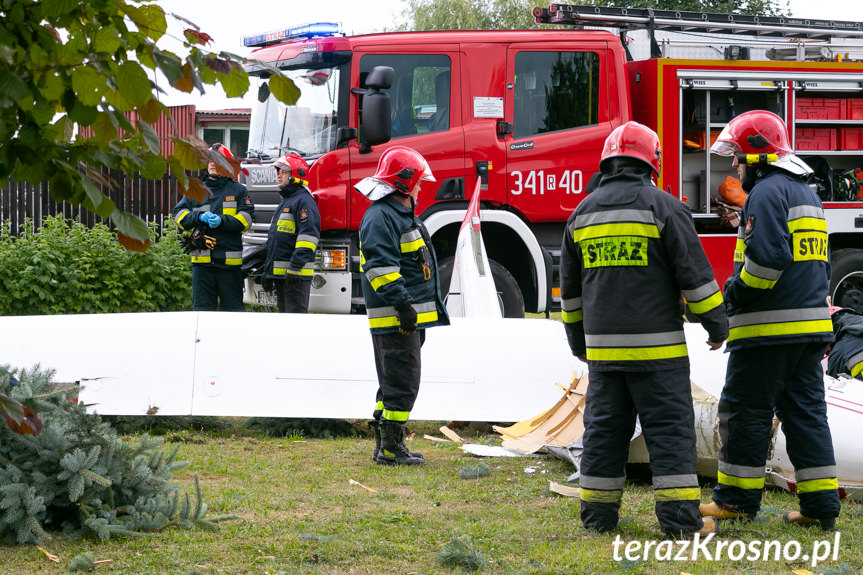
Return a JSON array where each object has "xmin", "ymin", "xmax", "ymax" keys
[{"xmin": 532, "ymin": 4, "xmax": 863, "ymax": 59}]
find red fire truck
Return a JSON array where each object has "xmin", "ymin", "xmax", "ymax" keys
[{"xmin": 239, "ymin": 6, "xmax": 863, "ymax": 316}]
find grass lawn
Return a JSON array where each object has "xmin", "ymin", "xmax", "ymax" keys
[{"xmin": 0, "ymin": 421, "xmax": 861, "ymax": 574}]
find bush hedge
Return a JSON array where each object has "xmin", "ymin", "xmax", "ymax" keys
[{"xmin": 0, "ymin": 216, "xmax": 192, "ymax": 315}]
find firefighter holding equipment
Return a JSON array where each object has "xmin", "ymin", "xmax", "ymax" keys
[
  {"xmin": 560, "ymin": 122, "xmax": 729, "ymax": 537},
  {"xmin": 174, "ymin": 143, "xmax": 254, "ymax": 311},
  {"xmin": 262, "ymin": 154, "xmax": 321, "ymax": 313},
  {"xmin": 355, "ymin": 146, "xmax": 450, "ymax": 466},
  {"xmin": 827, "ymin": 306, "xmax": 863, "ymax": 381},
  {"xmin": 703, "ymin": 110, "xmax": 839, "ymax": 530}
]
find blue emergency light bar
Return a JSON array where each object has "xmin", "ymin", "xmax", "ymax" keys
[{"xmin": 243, "ymin": 22, "xmax": 342, "ymax": 47}]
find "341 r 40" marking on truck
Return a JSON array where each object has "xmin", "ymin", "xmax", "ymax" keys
[{"xmin": 510, "ymin": 170, "xmax": 584, "ymax": 195}]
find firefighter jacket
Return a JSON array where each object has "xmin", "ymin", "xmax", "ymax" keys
[
  {"xmin": 264, "ymin": 184, "xmax": 320, "ymax": 280},
  {"xmin": 359, "ymin": 194, "xmax": 450, "ymax": 335},
  {"xmin": 173, "ymin": 175, "xmax": 253, "ymax": 268},
  {"xmin": 827, "ymin": 310, "xmax": 863, "ymax": 379},
  {"xmin": 723, "ymin": 168, "xmax": 832, "ymax": 351},
  {"xmin": 560, "ymin": 169, "xmax": 728, "ymax": 372}
]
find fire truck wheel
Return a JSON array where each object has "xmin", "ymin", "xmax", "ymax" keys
[
  {"xmin": 437, "ymin": 256, "xmax": 525, "ymax": 318},
  {"xmin": 830, "ymin": 249, "xmax": 863, "ymax": 313}
]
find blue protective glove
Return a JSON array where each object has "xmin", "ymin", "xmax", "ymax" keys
[{"xmin": 203, "ymin": 212, "xmax": 221, "ymax": 228}]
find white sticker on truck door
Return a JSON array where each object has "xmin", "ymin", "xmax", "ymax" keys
[{"xmin": 473, "ymin": 97, "xmax": 504, "ymax": 118}]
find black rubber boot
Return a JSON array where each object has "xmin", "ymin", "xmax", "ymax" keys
[
  {"xmin": 370, "ymin": 419, "xmax": 423, "ymax": 463},
  {"xmin": 376, "ymin": 420, "xmax": 425, "ymax": 466},
  {"xmin": 369, "ymin": 420, "xmax": 381, "ymax": 462}
]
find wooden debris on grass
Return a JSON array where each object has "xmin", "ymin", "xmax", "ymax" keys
[
  {"xmin": 348, "ymin": 478, "xmax": 378, "ymax": 493},
  {"xmin": 549, "ymin": 481, "xmax": 580, "ymax": 497},
  {"xmin": 493, "ymin": 372, "xmax": 588, "ymax": 455},
  {"xmin": 424, "ymin": 434, "xmax": 452, "ymax": 442},
  {"xmin": 439, "ymin": 426, "xmax": 464, "ymax": 443},
  {"xmin": 36, "ymin": 546, "xmax": 59, "ymax": 563}
]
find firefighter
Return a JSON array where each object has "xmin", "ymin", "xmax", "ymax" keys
[
  {"xmin": 262, "ymin": 154, "xmax": 320, "ymax": 313},
  {"xmin": 560, "ymin": 121, "xmax": 729, "ymax": 537},
  {"xmin": 354, "ymin": 146, "xmax": 450, "ymax": 466},
  {"xmin": 827, "ymin": 306, "xmax": 863, "ymax": 381},
  {"xmin": 173, "ymin": 143, "xmax": 254, "ymax": 311},
  {"xmin": 703, "ymin": 110, "xmax": 839, "ymax": 530}
]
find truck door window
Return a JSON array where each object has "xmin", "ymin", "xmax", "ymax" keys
[
  {"xmin": 360, "ymin": 54, "xmax": 451, "ymax": 138},
  {"xmin": 513, "ymin": 51, "xmax": 599, "ymax": 140}
]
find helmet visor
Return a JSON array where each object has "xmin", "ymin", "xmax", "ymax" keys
[
  {"xmin": 420, "ymin": 161, "xmax": 436, "ymax": 182},
  {"xmin": 710, "ymin": 125, "xmax": 738, "ymax": 157}
]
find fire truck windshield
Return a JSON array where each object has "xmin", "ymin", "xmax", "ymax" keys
[{"xmin": 247, "ymin": 67, "xmax": 340, "ymax": 160}]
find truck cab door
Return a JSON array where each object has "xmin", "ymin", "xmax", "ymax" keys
[
  {"xmin": 504, "ymin": 42, "xmax": 614, "ymax": 222},
  {"xmin": 348, "ymin": 47, "xmax": 463, "ymax": 229}
]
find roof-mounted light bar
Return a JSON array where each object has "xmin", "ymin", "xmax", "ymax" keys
[{"xmin": 243, "ymin": 22, "xmax": 342, "ymax": 48}]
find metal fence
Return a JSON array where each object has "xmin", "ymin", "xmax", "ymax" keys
[{"xmin": 0, "ymin": 168, "xmax": 185, "ymax": 234}]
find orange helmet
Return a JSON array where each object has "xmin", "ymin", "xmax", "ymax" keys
[
  {"xmin": 600, "ymin": 121, "xmax": 661, "ymax": 176},
  {"xmin": 274, "ymin": 153, "xmax": 310, "ymax": 184},
  {"xmin": 710, "ymin": 110, "xmax": 793, "ymax": 158},
  {"xmin": 371, "ymin": 146, "xmax": 435, "ymax": 196}
]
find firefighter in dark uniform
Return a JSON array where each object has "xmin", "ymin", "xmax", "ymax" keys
[
  {"xmin": 355, "ymin": 146, "xmax": 450, "ymax": 466},
  {"xmin": 263, "ymin": 154, "xmax": 320, "ymax": 313},
  {"xmin": 560, "ymin": 121, "xmax": 728, "ymax": 537},
  {"xmin": 173, "ymin": 143, "xmax": 254, "ymax": 311},
  {"xmin": 703, "ymin": 110, "xmax": 839, "ymax": 530},
  {"xmin": 828, "ymin": 306, "xmax": 863, "ymax": 380}
]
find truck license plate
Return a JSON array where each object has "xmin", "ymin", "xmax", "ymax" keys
[{"xmin": 257, "ymin": 290, "xmax": 278, "ymax": 308}]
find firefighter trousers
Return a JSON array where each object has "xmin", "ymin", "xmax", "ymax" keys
[
  {"xmin": 579, "ymin": 368, "xmax": 702, "ymax": 534},
  {"xmin": 192, "ymin": 266, "xmax": 244, "ymax": 311},
  {"xmin": 371, "ymin": 330, "xmax": 426, "ymax": 422},
  {"xmin": 713, "ymin": 342, "xmax": 840, "ymax": 519},
  {"xmin": 275, "ymin": 278, "xmax": 311, "ymax": 313}
]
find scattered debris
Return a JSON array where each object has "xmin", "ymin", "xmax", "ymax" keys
[
  {"xmin": 424, "ymin": 434, "xmax": 452, "ymax": 443},
  {"xmin": 67, "ymin": 552, "xmax": 113, "ymax": 572},
  {"xmin": 494, "ymin": 373, "xmax": 589, "ymax": 455},
  {"xmin": 348, "ymin": 478, "xmax": 378, "ymax": 493},
  {"xmin": 440, "ymin": 425, "xmax": 464, "ymax": 443},
  {"xmin": 457, "ymin": 462, "xmax": 490, "ymax": 480},
  {"xmin": 36, "ymin": 546, "xmax": 59, "ymax": 563},
  {"xmin": 436, "ymin": 536, "xmax": 486, "ymax": 572},
  {"xmin": 549, "ymin": 481, "xmax": 580, "ymax": 497},
  {"xmin": 460, "ymin": 444, "xmax": 528, "ymax": 457}
]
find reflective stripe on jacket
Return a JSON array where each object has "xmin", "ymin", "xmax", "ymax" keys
[
  {"xmin": 723, "ymin": 169, "xmax": 832, "ymax": 350},
  {"xmin": 359, "ymin": 195, "xmax": 450, "ymax": 334},
  {"xmin": 172, "ymin": 175, "xmax": 254, "ymax": 268},
  {"xmin": 264, "ymin": 186, "xmax": 321, "ymax": 280},
  {"xmin": 559, "ymin": 169, "xmax": 728, "ymax": 372}
]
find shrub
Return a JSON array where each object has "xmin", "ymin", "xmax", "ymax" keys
[
  {"xmin": 0, "ymin": 365, "xmax": 232, "ymax": 544},
  {"xmin": 0, "ymin": 216, "xmax": 192, "ymax": 315}
]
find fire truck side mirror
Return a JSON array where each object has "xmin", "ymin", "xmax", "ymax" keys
[
  {"xmin": 257, "ymin": 81, "xmax": 271, "ymax": 103},
  {"xmin": 355, "ymin": 66, "xmax": 393, "ymax": 153}
]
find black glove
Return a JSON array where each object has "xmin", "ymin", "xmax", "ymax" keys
[
  {"xmin": 261, "ymin": 276, "xmax": 274, "ymax": 292},
  {"xmin": 396, "ymin": 302, "xmax": 418, "ymax": 335}
]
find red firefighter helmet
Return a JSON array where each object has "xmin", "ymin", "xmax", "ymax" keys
[
  {"xmin": 274, "ymin": 153, "xmax": 310, "ymax": 183},
  {"xmin": 710, "ymin": 110, "xmax": 793, "ymax": 158},
  {"xmin": 373, "ymin": 146, "xmax": 435, "ymax": 195},
  {"xmin": 208, "ymin": 143, "xmax": 249, "ymax": 177},
  {"xmin": 600, "ymin": 121, "xmax": 662, "ymax": 176}
]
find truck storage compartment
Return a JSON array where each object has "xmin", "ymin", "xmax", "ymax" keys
[
  {"xmin": 847, "ymin": 99, "xmax": 863, "ymax": 121},
  {"xmin": 840, "ymin": 127, "xmax": 863, "ymax": 151},
  {"xmin": 796, "ymin": 97, "xmax": 845, "ymax": 120},
  {"xmin": 795, "ymin": 127, "xmax": 838, "ymax": 151}
]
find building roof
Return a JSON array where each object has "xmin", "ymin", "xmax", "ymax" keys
[{"xmin": 196, "ymin": 108, "xmax": 251, "ymax": 122}]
